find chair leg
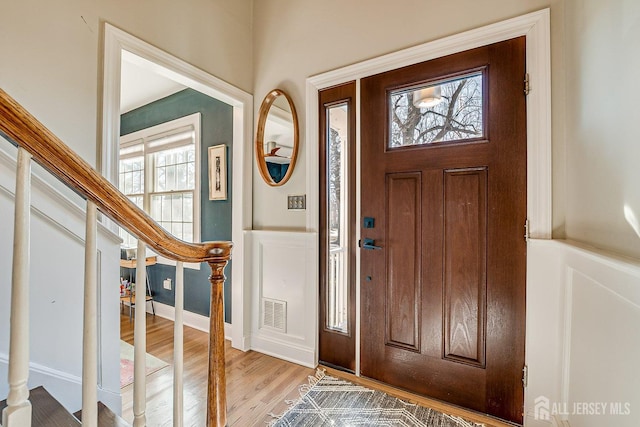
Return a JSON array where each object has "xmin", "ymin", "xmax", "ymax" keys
[{"xmin": 146, "ymin": 268, "xmax": 155, "ymax": 316}]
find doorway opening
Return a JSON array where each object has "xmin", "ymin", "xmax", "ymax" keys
[
  {"xmin": 309, "ymin": 9, "xmax": 551, "ymax": 426},
  {"xmin": 101, "ymin": 25, "xmax": 253, "ymax": 391}
]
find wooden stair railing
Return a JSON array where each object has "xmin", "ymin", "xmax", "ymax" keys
[{"xmin": 0, "ymin": 88, "xmax": 231, "ymax": 427}]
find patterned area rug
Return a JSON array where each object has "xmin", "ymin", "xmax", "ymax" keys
[
  {"xmin": 270, "ymin": 370, "xmax": 484, "ymax": 427},
  {"xmin": 120, "ymin": 340, "xmax": 169, "ymax": 388}
]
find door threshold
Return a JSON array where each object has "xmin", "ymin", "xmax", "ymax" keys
[
  {"xmin": 318, "ymin": 360, "xmax": 355, "ymax": 375},
  {"xmin": 319, "ymin": 365, "xmax": 519, "ymax": 427}
]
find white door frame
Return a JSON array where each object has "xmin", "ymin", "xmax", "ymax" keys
[
  {"xmin": 101, "ymin": 23, "xmax": 253, "ymax": 350},
  {"xmin": 306, "ymin": 4, "xmax": 551, "ymax": 391}
]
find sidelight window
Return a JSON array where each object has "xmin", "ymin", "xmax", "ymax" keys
[{"xmin": 325, "ymin": 103, "xmax": 349, "ymax": 334}]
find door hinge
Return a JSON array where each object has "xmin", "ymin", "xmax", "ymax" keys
[
  {"xmin": 522, "ymin": 365, "xmax": 528, "ymax": 388},
  {"xmin": 524, "ymin": 218, "xmax": 530, "ymax": 241},
  {"xmin": 524, "ymin": 73, "xmax": 531, "ymax": 95}
]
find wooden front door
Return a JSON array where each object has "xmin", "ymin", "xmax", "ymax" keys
[{"xmin": 360, "ymin": 37, "xmax": 527, "ymax": 424}]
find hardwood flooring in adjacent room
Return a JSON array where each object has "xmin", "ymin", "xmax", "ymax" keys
[
  {"xmin": 120, "ymin": 313, "xmax": 511, "ymax": 427},
  {"xmin": 119, "ymin": 313, "xmax": 314, "ymax": 426}
]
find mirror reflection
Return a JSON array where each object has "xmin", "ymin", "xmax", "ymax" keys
[
  {"xmin": 256, "ymin": 89, "xmax": 298, "ymax": 186},
  {"xmin": 264, "ymin": 95, "xmax": 294, "ymax": 183}
]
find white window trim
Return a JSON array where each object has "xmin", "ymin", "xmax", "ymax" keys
[{"xmin": 119, "ymin": 112, "xmax": 202, "ymax": 270}]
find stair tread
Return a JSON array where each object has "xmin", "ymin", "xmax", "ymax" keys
[
  {"xmin": 0, "ymin": 386, "xmax": 81, "ymax": 426},
  {"xmin": 74, "ymin": 401, "xmax": 130, "ymax": 427}
]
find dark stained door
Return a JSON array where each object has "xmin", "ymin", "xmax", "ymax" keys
[
  {"xmin": 319, "ymin": 82, "xmax": 357, "ymax": 372},
  {"xmin": 360, "ymin": 37, "xmax": 527, "ymax": 424}
]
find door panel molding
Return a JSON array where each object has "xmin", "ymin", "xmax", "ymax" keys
[
  {"xmin": 442, "ymin": 167, "xmax": 487, "ymax": 368},
  {"xmin": 385, "ymin": 172, "xmax": 422, "ymax": 352}
]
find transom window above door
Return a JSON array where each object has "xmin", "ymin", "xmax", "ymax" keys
[
  {"xmin": 118, "ymin": 113, "xmax": 201, "ymax": 249},
  {"xmin": 388, "ymin": 71, "xmax": 485, "ymax": 148}
]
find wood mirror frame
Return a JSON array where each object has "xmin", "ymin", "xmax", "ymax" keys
[{"xmin": 255, "ymin": 89, "xmax": 299, "ymax": 186}]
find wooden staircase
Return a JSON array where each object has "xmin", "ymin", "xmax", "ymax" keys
[
  {"xmin": 0, "ymin": 387, "xmax": 128, "ymax": 427},
  {"xmin": 75, "ymin": 402, "xmax": 129, "ymax": 427},
  {"xmin": 0, "ymin": 87, "xmax": 232, "ymax": 426}
]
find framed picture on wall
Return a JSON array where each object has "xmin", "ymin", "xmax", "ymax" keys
[{"xmin": 208, "ymin": 144, "xmax": 227, "ymax": 200}]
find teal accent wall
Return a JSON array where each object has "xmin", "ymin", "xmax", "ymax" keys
[{"xmin": 120, "ymin": 88, "xmax": 233, "ymax": 322}]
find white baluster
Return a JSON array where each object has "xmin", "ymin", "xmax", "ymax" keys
[
  {"xmin": 2, "ymin": 148, "xmax": 32, "ymax": 427},
  {"xmin": 81, "ymin": 201, "xmax": 98, "ymax": 426},
  {"xmin": 133, "ymin": 240, "xmax": 147, "ymax": 427},
  {"xmin": 173, "ymin": 262, "xmax": 184, "ymax": 427}
]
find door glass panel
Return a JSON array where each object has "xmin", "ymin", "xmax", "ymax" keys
[
  {"xmin": 389, "ymin": 72, "xmax": 483, "ymax": 148},
  {"xmin": 326, "ymin": 102, "xmax": 349, "ymax": 333}
]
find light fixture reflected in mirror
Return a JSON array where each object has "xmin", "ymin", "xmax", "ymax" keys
[
  {"xmin": 412, "ymin": 85, "xmax": 443, "ymax": 108},
  {"xmin": 267, "ymin": 140, "xmax": 277, "ymax": 154}
]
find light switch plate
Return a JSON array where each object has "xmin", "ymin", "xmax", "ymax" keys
[{"xmin": 287, "ymin": 195, "xmax": 306, "ymax": 210}]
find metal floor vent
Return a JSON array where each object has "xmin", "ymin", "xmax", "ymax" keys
[{"xmin": 262, "ymin": 297, "xmax": 287, "ymax": 332}]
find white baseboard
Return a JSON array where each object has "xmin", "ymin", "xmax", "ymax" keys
[
  {"xmin": 131, "ymin": 299, "xmax": 318, "ymax": 368},
  {"xmin": 153, "ymin": 301, "xmax": 232, "ymax": 341},
  {"xmin": 0, "ymin": 353, "xmax": 122, "ymax": 415},
  {"xmin": 250, "ymin": 333, "xmax": 316, "ymax": 368},
  {"xmin": 524, "ymin": 412, "xmax": 570, "ymax": 427}
]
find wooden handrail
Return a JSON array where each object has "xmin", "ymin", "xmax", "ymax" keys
[
  {"xmin": 1, "ymin": 88, "xmax": 232, "ymax": 426},
  {"xmin": 0, "ymin": 88, "xmax": 232, "ymax": 263}
]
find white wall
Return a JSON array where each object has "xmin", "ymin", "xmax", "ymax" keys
[
  {"xmin": 251, "ymin": 0, "xmax": 566, "ymax": 232},
  {"xmin": 563, "ymin": 0, "xmax": 640, "ymax": 258},
  {"xmin": 0, "ymin": 143, "xmax": 122, "ymax": 411},
  {"xmin": 252, "ymin": 0, "xmax": 640, "ymax": 257},
  {"xmin": 0, "ymin": 0, "xmax": 253, "ymax": 413},
  {"xmin": 525, "ymin": 239, "xmax": 640, "ymax": 426},
  {"xmin": 0, "ymin": 0, "xmax": 253, "ymax": 168}
]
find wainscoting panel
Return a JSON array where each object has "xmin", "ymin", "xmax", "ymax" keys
[
  {"xmin": 562, "ymin": 251, "xmax": 640, "ymax": 427},
  {"xmin": 249, "ymin": 230, "xmax": 317, "ymax": 367},
  {"xmin": 525, "ymin": 239, "xmax": 640, "ymax": 427}
]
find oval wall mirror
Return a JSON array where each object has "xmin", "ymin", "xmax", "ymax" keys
[{"xmin": 256, "ymin": 89, "xmax": 299, "ymax": 186}]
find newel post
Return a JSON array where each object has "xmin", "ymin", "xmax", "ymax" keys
[{"xmin": 206, "ymin": 243, "xmax": 232, "ymax": 427}]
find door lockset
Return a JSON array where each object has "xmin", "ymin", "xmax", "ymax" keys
[{"xmin": 360, "ymin": 238, "xmax": 382, "ymax": 250}]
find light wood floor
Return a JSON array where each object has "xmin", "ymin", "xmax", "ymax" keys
[
  {"xmin": 120, "ymin": 313, "xmax": 513, "ymax": 427},
  {"xmin": 120, "ymin": 313, "xmax": 314, "ymax": 426}
]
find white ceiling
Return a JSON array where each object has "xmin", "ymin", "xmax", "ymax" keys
[{"xmin": 120, "ymin": 51, "xmax": 186, "ymax": 114}]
